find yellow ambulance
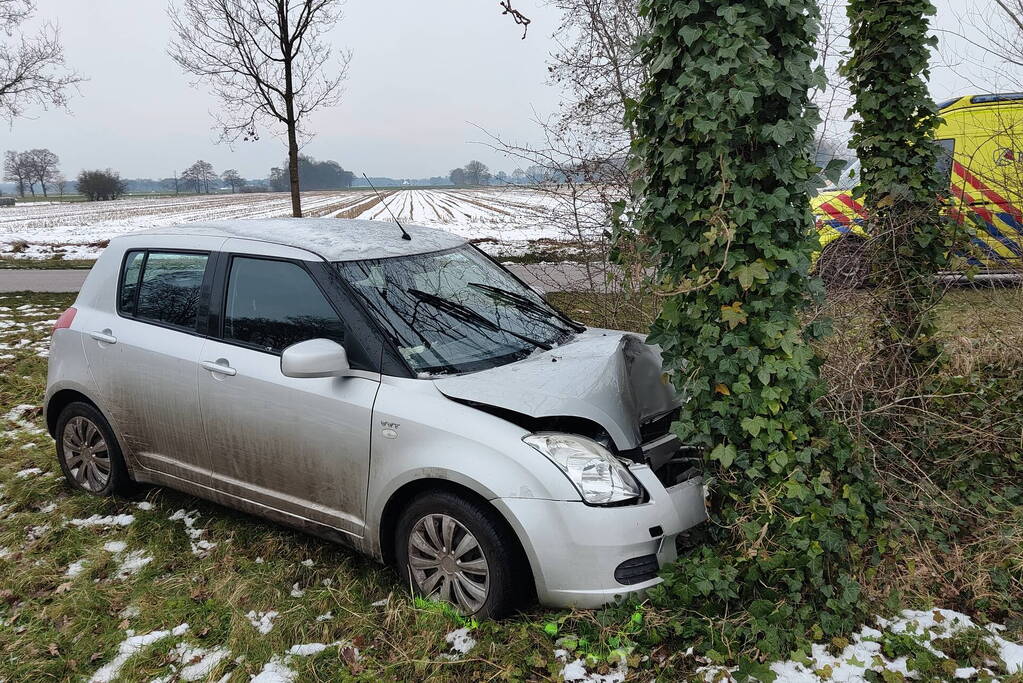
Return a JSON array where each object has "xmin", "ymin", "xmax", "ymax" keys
[{"xmin": 812, "ymin": 93, "xmax": 1023, "ymax": 286}]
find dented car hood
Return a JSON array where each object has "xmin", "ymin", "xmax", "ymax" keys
[{"xmin": 432, "ymin": 329, "xmax": 680, "ymax": 449}]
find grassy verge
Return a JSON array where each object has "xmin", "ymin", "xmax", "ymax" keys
[
  {"xmin": 0, "ymin": 258, "xmax": 95, "ymax": 270},
  {"xmin": 1, "ymin": 291, "xmax": 1021, "ymax": 681}
]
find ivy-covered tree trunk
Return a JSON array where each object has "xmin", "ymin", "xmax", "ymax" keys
[
  {"xmin": 843, "ymin": 0, "xmax": 949, "ymax": 369},
  {"xmin": 629, "ymin": 0, "xmax": 880, "ymax": 655}
]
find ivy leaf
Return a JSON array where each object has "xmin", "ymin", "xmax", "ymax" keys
[
  {"xmin": 710, "ymin": 443, "xmax": 737, "ymax": 469},
  {"xmin": 767, "ymin": 120, "xmax": 795, "ymax": 145},
  {"xmin": 720, "ymin": 302, "xmax": 748, "ymax": 328},
  {"xmin": 679, "ymin": 25, "xmax": 701, "ymax": 46},
  {"xmin": 822, "ymin": 158, "xmax": 847, "ymax": 185},
  {"xmin": 741, "ymin": 416, "xmax": 768, "ymax": 437}
]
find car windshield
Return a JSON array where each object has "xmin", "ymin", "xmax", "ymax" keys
[{"xmin": 335, "ymin": 246, "xmax": 581, "ymax": 375}]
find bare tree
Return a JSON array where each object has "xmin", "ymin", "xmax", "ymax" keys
[
  {"xmin": 168, "ymin": 0, "xmax": 350, "ymax": 217},
  {"xmin": 3, "ymin": 150, "xmax": 28, "ymax": 196},
  {"xmin": 221, "ymin": 168, "xmax": 244, "ymax": 192},
  {"xmin": 0, "ymin": 0, "xmax": 83, "ymax": 122},
  {"xmin": 182, "ymin": 159, "xmax": 217, "ymax": 194},
  {"xmin": 24, "ymin": 147, "xmax": 58, "ymax": 196},
  {"xmin": 463, "ymin": 160, "xmax": 491, "ymax": 186},
  {"xmin": 54, "ymin": 173, "xmax": 66, "ymax": 196}
]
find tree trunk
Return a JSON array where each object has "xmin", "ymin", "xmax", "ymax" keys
[
  {"xmin": 287, "ymin": 126, "xmax": 301, "ymax": 217},
  {"xmin": 283, "ymin": 34, "xmax": 302, "ymax": 218}
]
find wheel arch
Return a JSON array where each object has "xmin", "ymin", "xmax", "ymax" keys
[
  {"xmin": 45, "ymin": 388, "xmax": 100, "ymax": 438},
  {"xmin": 377, "ymin": 477, "xmax": 536, "ymax": 599}
]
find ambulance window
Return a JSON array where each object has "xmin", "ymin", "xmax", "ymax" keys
[{"xmin": 934, "ymin": 139, "xmax": 954, "ymax": 184}]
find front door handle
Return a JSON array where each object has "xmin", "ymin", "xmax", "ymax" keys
[
  {"xmin": 200, "ymin": 360, "xmax": 237, "ymax": 376},
  {"xmin": 88, "ymin": 329, "xmax": 117, "ymax": 344}
]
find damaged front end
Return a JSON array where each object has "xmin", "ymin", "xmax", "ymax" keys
[{"xmin": 431, "ymin": 328, "xmax": 703, "ymax": 494}]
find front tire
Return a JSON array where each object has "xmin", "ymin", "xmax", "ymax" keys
[
  {"xmin": 395, "ymin": 491, "xmax": 521, "ymax": 619},
  {"xmin": 55, "ymin": 402, "xmax": 133, "ymax": 497}
]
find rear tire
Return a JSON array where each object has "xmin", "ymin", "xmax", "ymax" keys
[
  {"xmin": 818, "ymin": 236, "xmax": 870, "ymax": 290},
  {"xmin": 395, "ymin": 491, "xmax": 522, "ymax": 619},
  {"xmin": 55, "ymin": 402, "xmax": 133, "ymax": 497}
]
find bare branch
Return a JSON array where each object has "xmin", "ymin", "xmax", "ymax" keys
[
  {"xmin": 499, "ymin": 1, "xmax": 530, "ymax": 39},
  {"xmin": 0, "ymin": 1, "xmax": 83, "ymax": 123}
]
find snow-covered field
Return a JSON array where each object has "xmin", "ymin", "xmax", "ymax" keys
[{"xmin": 0, "ymin": 188, "xmax": 573, "ymax": 260}]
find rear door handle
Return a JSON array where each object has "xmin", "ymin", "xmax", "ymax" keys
[
  {"xmin": 200, "ymin": 360, "xmax": 237, "ymax": 376},
  {"xmin": 88, "ymin": 330, "xmax": 117, "ymax": 344}
]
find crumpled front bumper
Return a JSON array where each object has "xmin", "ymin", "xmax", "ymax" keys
[{"xmin": 492, "ymin": 464, "xmax": 706, "ymax": 609}]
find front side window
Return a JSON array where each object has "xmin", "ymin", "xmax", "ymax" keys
[
  {"xmin": 122, "ymin": 251, "xmax": 209, "ymax": 330},
  {"xmin": 223, "ymin": 257, "xmax": 345, "ymax": 353},
  {"xmin": 335, "ymin": 246, "xmax": 581, "ymax": 375}
]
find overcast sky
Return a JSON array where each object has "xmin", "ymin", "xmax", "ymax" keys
[{"xmin": 1, "ymin": 0, "xmax": 1012, "ymax": 181}]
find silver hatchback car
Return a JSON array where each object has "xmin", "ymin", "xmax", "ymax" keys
[{"xmin": 45, "ymin": 219, "xmax": 705, "ymax": 617}]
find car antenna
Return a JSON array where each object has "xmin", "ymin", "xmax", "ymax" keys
[{"xmin": 362, "ymin": 173, "xmax": 411, "ymax": 240}]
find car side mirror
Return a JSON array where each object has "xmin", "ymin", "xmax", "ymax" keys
[{"xmin": 280, "ymin": 339, "xmax": 351, "ymax": 378}]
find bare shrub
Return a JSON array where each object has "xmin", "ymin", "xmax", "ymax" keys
[{"xmin": 8, "ymin": 239, "xmax": 28, "ymax": 253}]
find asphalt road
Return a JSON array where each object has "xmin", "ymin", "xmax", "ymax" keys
[{"xmin": 0, "ymin": 263, "xmax": 619, "ymax": 294}]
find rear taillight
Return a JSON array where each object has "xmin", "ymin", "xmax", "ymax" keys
[{"xmin": 52, "ymin": 307, "xmax": 77, "ymax": 334}]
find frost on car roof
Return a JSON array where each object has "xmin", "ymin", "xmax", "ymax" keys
[{"xmin": 136, "ymin": 218, "xmax": 467, "ymax": 261}]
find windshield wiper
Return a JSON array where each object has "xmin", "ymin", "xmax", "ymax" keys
[
  {"xmin": 407, "ymin": 288, "xmax": 553, "ymax": 351},
  {"xmin": 467, "ymin": 282, "xmax": 586, "ymax": 333}
]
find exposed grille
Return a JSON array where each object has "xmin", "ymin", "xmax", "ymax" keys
[
  {"xmin": 639, "ymin": 408, "xmax": 679, "ymax": 443},
  {"xmin": 614, "ymin": 554, "xmax": 659, "ymax": 585}
]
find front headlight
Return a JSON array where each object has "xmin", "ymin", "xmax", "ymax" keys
[{"xmin": 523, "ymin": 432, "xmax": 641, "ymax": 505}]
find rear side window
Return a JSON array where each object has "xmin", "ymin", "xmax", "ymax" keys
[
  {"xmin": 118, "ymin": 250, "xmax": 145, "ymax": 314},
  {"xmin": 222, "ymin": 257, "xmax": 345, "ymax": 353},
  {"xmin": 118, "ymin": 250, "xmax": 209, "ymax": 330}
]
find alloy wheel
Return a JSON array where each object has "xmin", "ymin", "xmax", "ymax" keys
[
  {"xmin": 407, "ymin": 513, "xmax": 490, "ymax": 614},
  {"xmin": 62, "ymin": 416, "xmax": 111, "ymax": 492}
]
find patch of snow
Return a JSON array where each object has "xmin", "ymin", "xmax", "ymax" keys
[
  {"xmin": 66, "ymin": 559, "xmax": 88, "ymax": 577},
  {"xmin": 14, "ymin": 467, "xmax": 43, "ymax": 478},
  {"xmin": 27, "ymin": 524, "xmax": 50, "ymax": 539},
  {"xmin": 289, "ymin": 583, "xmax": 304, "ymax": 598},
  {"xmin": 554, "ymin": 649, "xmax": 627, "ymax": 683},
  {"xmin": 287, "ymin": 643, "xmax": 331, "ymax": 657},
  {"xmin": 250, "ymin": 655, "xmax": 297, "ymax": 683},
  {"xmin": 3, "ymin": 404, "xmax": 43, "ymax": 434},
  {"xmin": 38, "ymin": 502, "xmax": 56, "ymax": 513},
  {"xmin": 168, "ymin": 509, "xmax": 216, "ymax": 555},
  {"xmin": 89, "ymin": 623, "xmax": 189, "ymax": 682},
  {"xmin": 135, "ymin": 501, "xmax": 154, "ymax": 511},
  {"xmin": 699, "ymin": 608, "xmax": 1023, "ymax": 682},
  {"xmin": 255, "ymin": 557, "xmax": 264, "ymax": 564},
  {"xmin": 314, "ymin": 612, "xmax": 333, "ymax": 622},
  {"xmin": 245, "ymin": 610, "xmax": 279, "ymax": 635},
  {"xmin": 119, "ymin": 605, "xmax": 141, "ymax": 619},
  {"xmin": 103, "ymin": 540, "xmax": 127, "ymax": 554},
  {"xmin": 445, "ymin": 628, "xmax": 476, "ymax": 657},
  {"xmin": 300, "ymin": 558, "xmax": 313, "ymax": 567},
  {"xmin": 371, "ymin": 598, "xmax": 388, "ymax": 607},
  {"xmin": 162, "ymin": 641, "xmax": 232, "ymax": 681},
  {"xmin": 69, "ymin": 514, "xmax": 135, "ymax": 527},
  {"xmin": 113, "ymin": 550, "xmax": 152, "ymax": 578}
]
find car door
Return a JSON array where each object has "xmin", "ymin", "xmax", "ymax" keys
[
  {"xmin": 81, "ymin": 242, "xmax": 219, "ymax": 484},
  {"xmin": 197, "ymin": 242, "xmax": 379, "ymax": 540}
]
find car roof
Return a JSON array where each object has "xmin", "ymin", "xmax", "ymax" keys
[{"xmin": 128, "ymin": 218, "xmax": 467, "ymax": 261}]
